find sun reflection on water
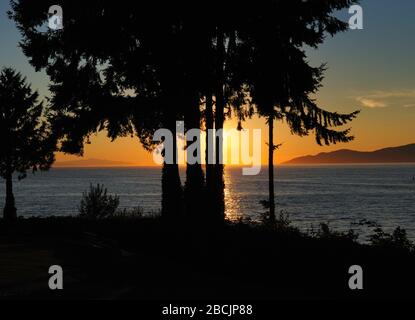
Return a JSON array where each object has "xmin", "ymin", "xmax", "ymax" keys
[{"xmin": 224, "ymin": 167, "xmax": 243, "ymax": 221}]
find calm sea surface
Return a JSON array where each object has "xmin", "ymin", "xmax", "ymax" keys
[{"xmin": 1, "ymin": 164, "xmax": 415, "ymax": 241}]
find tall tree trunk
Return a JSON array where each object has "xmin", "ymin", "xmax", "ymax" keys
[
  {"xmin": 205, "ymin": 93, "xmax": 214, "ymax": 201},
  {"xmin": 3, "ymin": 165, "xmax": 16, "ymax": 221},
  {"xmin": 161, "ymin": 117, "xmax": 183, "ymax": 218},
  {"xmin": 268, "ymin": 116, "xmax": 275, "ymax": 221},
  {"xmin": 204, "ymin": 33, "xmax": 216, "ymax": 219},
  {"xmin": 184, "ymin": 95, "xmax": 205, "ymax": 219},
  {"xmin": 213, "ymin": 27, "xmax": 225, "ymax": 221}
]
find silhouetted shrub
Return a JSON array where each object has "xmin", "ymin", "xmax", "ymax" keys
[
  {"xmin": 259, "ymin": 200, "xmax": 291, "ymax": 227},
  {"xmin": 369, "ymin": 226, "xmax": 414, "ymax": 252},
  {"xmin": 310, "ymin": 222, "xmax": 359, "ymax": 242},
  {"xmin": 115, "ymin": 206, "xmax": 144, "ymax": 218},
  {"xmin": 78, "ymin": 184, "xmax": 120, "ymax": 219},
  {"xmin": 259, "ymin": 209, "xmax": 300, "ymax": 235}
]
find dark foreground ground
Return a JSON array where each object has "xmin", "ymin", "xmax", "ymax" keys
[{"xmin": 0, "ymin": 217, "xmax": 414, "ymax": 300}]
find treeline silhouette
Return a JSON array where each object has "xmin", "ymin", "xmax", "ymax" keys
[{"xmin": 3, "ymin": 0, "xmax": 359, "ymax": 221}]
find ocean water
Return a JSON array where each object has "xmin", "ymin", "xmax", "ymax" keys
[{"xmin": 0, "ymin": 164, "xmax": 415, "ymax": 241}]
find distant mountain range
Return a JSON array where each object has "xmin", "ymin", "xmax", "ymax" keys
[
  {"xmin": 284, "ymin": 144, "xmax": 415, "ymax": 164},
  {"xmin": 54, "ymin": 158, "xmax": 134, "ymax": 167}
]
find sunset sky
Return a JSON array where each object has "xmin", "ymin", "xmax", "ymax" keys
[{"xmin": 1, "ymin": 0, "xmax": 414, "ymax": 165}]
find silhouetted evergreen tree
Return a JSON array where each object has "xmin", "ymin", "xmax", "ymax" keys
[
  {"xmin": 243, "ymin": 0, "xmax": 360, "ymax": 221},
  {"xmin": 0, "ymin": 67, "xmax": 55, "ymax": 220}
]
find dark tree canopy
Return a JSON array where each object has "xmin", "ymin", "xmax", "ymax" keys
[{"xmin": 9, "ymin": 0, "xmax": 358, "ymax": 151}]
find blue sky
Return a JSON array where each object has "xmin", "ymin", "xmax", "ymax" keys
[
  {"xmin": 306, "ymin": 0, "xmax": 415, "ymax": 111},
  {"xmin": 0, "ymin": 0, "xmax": 49, "ymax": 97}
]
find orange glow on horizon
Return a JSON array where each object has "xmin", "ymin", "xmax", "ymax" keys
[{"xmin": 55, "ymin": 108, "xmax": 415, "ymax": 167}]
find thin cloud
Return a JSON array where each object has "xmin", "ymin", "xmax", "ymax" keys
[
  {"xmin": 356, "ymin": 97, "xmax": 387, "ymax": 108},
  {"xmin": 355, "ymin": 89, "xmax": 415, "ymax": 109}
]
